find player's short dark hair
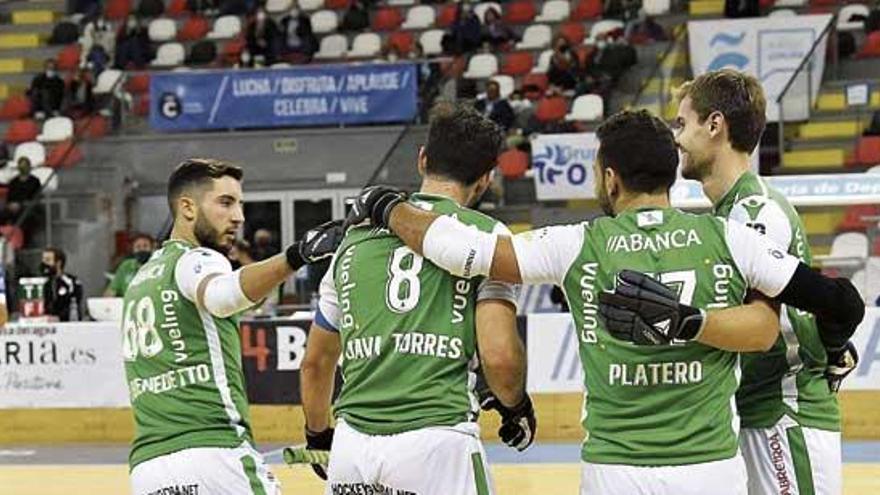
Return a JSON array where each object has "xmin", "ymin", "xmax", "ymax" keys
[
  {"xmin": 676, "ymin": 69, "xmax": 766, "ymax": 154},
  {"xmin": 167, "ymin": 158, "xmax": 243, "ymax": 214},
  {"xmin": 424, "ymin": 102, "xmax": 504, "ymax": 186},
  {"xmin": 44, "ymin": 247, "xmax": 66, "ymax": 269},
  {"xmin": 596, "ymin": 110, "xmax": 678, "ymax": 194}
]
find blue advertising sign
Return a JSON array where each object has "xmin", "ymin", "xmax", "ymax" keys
[{"xmin": 150, "ymin": 63, "xmax": 418, "ymax": 131}]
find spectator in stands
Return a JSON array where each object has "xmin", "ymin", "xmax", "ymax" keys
[
  {"xmin": 188, "ymin": 0, "xmax": 219, "ymax": 15},
  {"xmin": 508, "ymin": 89, "xmax": 534, "ymax": 129},
  {"xmin": 104, "ymin": 233, "xmax": 155, "ymax": 297},
  {"xmin": 114, "ymin": 14, "xmax": 152, "ymax": 70},
  {"xmin": 71, "ymin": 0, "xmax": 101, "ymax": 18},
  {"xmin": 41, "ymin": 247, "xmax": 85, "ymax": 322},
  {"xmin": 481, "ymin": 7, "xmax": 516, "ymax": 50},
  {"xmin": 251, "ymin": 228, "xmax": 279, "ymax": 261},
  {"xmin": 724, "ymin": 0, "xmax": 759, "ymax": 18},
  {"xmin": 236, "ymin": 48, "xmax": 255, "ymax": 68},
  {"xmin": 474, "ymin": 80, "xmax": 515, "ymax": 131},
  {"xmin": 80, "ymin": 15, "xmax": 116, "ymax": 73},
  {"xmin": 246, "ymin": 7, "xmax": 282, "ymax": 66},
  {"xmin": 442, "ymin": 3, "xmax": 481, "ymax": 55},
  {"xmin": 28, "ymin": 59, "xmax": 66, "ymax": 119},
  {"xmin": 547, "ymin": 35, "xmax": 581, "ymax": 92},
  {"xmin": 219, "ymin": 0, "xmax": 251, "ymax": 16},
  {"xmin": 281, "ymin": 3, "xmax": 318, "ymax": 63},
  {"xmin": 340, "ymin": 0, "xmax": 370, "ymax": 32},
  {"xmin": 2, "ymin": 158, "xmax": 41, "ymax": 226},
  {"xmin": 227, "ymin": 239, "xmax": 256, "ymax": 269},
  {"xmin": 626, "ymin": 14, "xmax": 668, "ymax": 44},
  {"xmin": 66, "ymin": 65, "xmax": 96, "ymax": 118}
]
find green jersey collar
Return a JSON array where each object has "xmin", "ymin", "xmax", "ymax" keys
[{"xmin": 714, "ymin": 170, "xmax": 756, "ymax": 212}]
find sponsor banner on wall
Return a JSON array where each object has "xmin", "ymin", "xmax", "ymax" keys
[
  {"xmin": 531, "ymin": 133, "xmax": 599, "ymax": 201},
  {"xmin": 150, "ymin": 63, "xmax": 418, "ymax": 132},
  {"xmin": 526, "ymin": 313, "xmax": 583, "ymax": 393},
  {"xmin": 688, "ymin": 15, "xmax": 832, "ymax": 122},
  {"xmin": 670, "ymin": 174, "xmax": 880, "ymax": 209},
  {"xmin": 0, "ymin": 322, "xmax": 129, "ymax": 408}
]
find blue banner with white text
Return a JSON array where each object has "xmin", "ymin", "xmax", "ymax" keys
[{"xmin": 149, "ymin": 63, "xmax": 418, "ymax": 131}]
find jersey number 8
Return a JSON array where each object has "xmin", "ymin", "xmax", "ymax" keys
[
  {"xmin": 122, "ymin": 296, "xmax": 164, "ymax": 361},
  {"xmin": 386, "ymin": 246, "xmax": 424, "ymax": 314}
]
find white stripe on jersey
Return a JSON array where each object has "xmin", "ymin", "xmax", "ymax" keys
[
  {"xmin": 467, "ymin": 353, "xmax": 480, "ymax": 422},
  {"xmin": 779, "ymin": 308, "xmax": 804, "ymax": 414},
  {"xmin": 198, "ymin": 307, "xmax": 246, "ymax": 437},
  {"xmin": 730, "ymin": 354, "xmax": 742, "ymax": 439}
]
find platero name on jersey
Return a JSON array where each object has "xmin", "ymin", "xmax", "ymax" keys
[{"xmin": 608, "ymin": 361, "xmax": 703, "ymax": 387}]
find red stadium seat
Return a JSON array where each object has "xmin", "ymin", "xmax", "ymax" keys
[
  {"xmin": 222, "ymin": 37, "xmax": 245, "ymax": 64},
  {"xmin": 0, "ymin": 225, "xmax": 24, "ymax": 250},
  {"xmin": 535, "ymin": 95, "xmax": 568, "ymax": 122},
  {"xmin": 45, "ymin": 140, "xmax": 84, "ymax": 168},
  {"xmin": 848, "ymin": 136, "xmax": 880, "ymax": 166},
  {"xmin": 838, "ymin": 205, "xmax": 880, "ymax": 232},
  {"xmin": 388, "ymin": 31, "xmax": 414, "ymax": 55},
  {"xmin": 325, "ymin": 0, "xmax": 349, "ymax": 9},
  {"xmin": 125, "ymin": 73, "xmax": 151, "ymax": 94},
  {"xmin": 56, "ymin": 44, "xmax": 81, "ymax": 71},
  {"xmin": 571, "ymin": 0, "xmax": 602, "ymax": 20},
  {"xmin": 521, "ymin": 73, "xmax": 548, "ymax": 100},
  {"xmin": 75, "ymin": 115, "xmax": 109, "ymax": 139},
  {"xmin": 559, "ymin": 22, "xmax": 586, "ymax": 45},
  {"xmin": 4, "ymin": 119, "xmax": 39, "ymax": 144},
  {"xmin": 759, "ymin": 0, "xmax": 774, "ymax": 8},
  {"xmin": 373, "ymin": 8, "xmax": 403, "ymax": 31},
  {"xmin": 179, "ymin": 15, "xmax": 210, "ymax": 41},
  {"xmin": 167, "ymin": 0, "xmax": 189, "ymax": 17},
  {"xmin": 811, "ymin": 0, "xmax": 837, "ymax": 5},
  {"xmin": 504, "ymin": 1, "xmax": 536, "ymax": 24},
  {"xmin": 437, "ymin": 4, "xmax": 458, "ymax": 28},
  {"xmin": 501, "ymin": 51, "xmax": 534, "ymax": 75},
  {"xmin": 0, "ymin": 95, "xmax": 32, "ymax": 120},
  {"xmin": 858, "ymin": 32, "xmax": 880, "ymax": 58},
  {"xmin": 498, "ymin": 149, "xmax": 530, "ymax": 179},
  {"xmin": 133, "ymin": 94, "xmax": 150, "ymax": 116},
  {"xmin": 105, "ymin": 0, "xmax": 132, "ymax": 20}
]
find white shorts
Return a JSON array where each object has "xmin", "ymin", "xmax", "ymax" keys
[
  {"xmin": 580, "ymin": 455, "xmax": 747, "ymax": 495},
  {"xmin": 327, "ymin": 419, "xmax": 494, "ymax": 495},
  {"xmin": 740, "ymin": 417, "xmax": 841, "ymax": 495},
  {"xmin": 131, "ymin": 442, "xmax": 281, "ymax": 495}
]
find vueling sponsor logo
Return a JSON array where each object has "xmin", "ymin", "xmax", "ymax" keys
[{"xmin": 606, "ymin": 229, "xmax": 702, "ymax": 254}]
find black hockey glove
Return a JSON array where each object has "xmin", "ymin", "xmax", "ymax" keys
[
  {"xmin": 825, "ymin": 341, "xmax": 859, "ymax": 393},
  {"xmin": 286, "ymin": 220, "xmax": 345, "ymax": 271},
  {"xmin": 304, "ymin": 427, "xmax": 334, "ymax": 480},
  {"xmin": 345, "ymin": 185, "xmax": 407, "ymax": 229},
  {"xmin": 481, "ymin": 394, "xmax": 536, "ymax": 452}
]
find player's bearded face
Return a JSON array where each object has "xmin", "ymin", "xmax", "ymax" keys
[
  {"xmin": 193, "ymin": 177, "xmax": 244, "ymax": 254},
  {"xmin": 675, "ymin": 97, "xmax": 713, "ymax": 181}
]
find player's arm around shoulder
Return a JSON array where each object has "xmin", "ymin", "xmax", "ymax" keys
[
  {"xmin": 174, "ymin": 247, "xmax": 253, "ymax": 319},
  {"xmin": 728, "ymin": 194, "xmax": 793, "ymax": 251}
]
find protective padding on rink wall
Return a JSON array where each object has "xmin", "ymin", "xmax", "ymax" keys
[{"xmin": 1, "ymin": 392, "xmax": 878, "ymax": 444}]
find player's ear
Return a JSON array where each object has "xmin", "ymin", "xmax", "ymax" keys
[
  {"xmin": 707, "ymin": 111, "xmax": 724, "ymax": 138},
  {"xmin": 178, "ymin": 195, "xmax": 197, "ymax": 222},
  {"xmin": 417, "ymin": 146, "xmax": 427, "ymax": 177},
  {"xmin": 604, "ymin": 166, "xmax": 618, "ymax": 197}
]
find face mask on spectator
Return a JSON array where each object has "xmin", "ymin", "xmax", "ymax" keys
[
  {"xmin": 46, "ymin": 68, "xmax": 56, "ymax": 77},
  {"xmin": 134, "ymin": 251, "xmax": 152, "ymax": 264},
  {"xmin": 40, "ymin": 263, "xmax": 55, "ymax": 276}
]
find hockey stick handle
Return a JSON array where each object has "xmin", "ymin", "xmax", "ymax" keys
[{"xmin": 283, "ymin": 446, "xmax": 330, "ymax": 465}]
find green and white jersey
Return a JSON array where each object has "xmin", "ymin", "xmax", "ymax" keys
[
  {"xmin": 715, "ymin": 171, "xmax": 839, "ymax": 431},
  {"xmin": 123, "ymin": 240, "xmax": 252, "ymax": 469},
  {"xmin": 317, "ymin": 193, "xmax": 517, "ymax": 436},
  {"xmin": 509, "ymin": 208, "xmax": 799, "ymax": 466}
]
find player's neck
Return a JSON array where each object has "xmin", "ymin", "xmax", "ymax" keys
[
  {"xmin": 703, "ymin": 149, "xmax": 751, "ymax": 205},
  {"xmin": 169, "ymin": 224, "xmax": 199, "ymax": 247},
  {"xmin": 614, "ymin": 191, "xmax": 670, "ymax": 214},
  {"xmin": 419, "ymin": 178, "xmax": 469, "ymax": 206}
]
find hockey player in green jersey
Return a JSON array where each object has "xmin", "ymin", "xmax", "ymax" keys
[
  {"xmin": 125, "ymin": 158, "xmax": 344, "ymax": 495},
  {"xmin": 672, "ymin": 69, "xmax": 859, "ymax": 495},
  {"xmin": 352, "ymin": 110, "xmax": 864, "ymax": 495},
  {"xmin": 299, "ymin": 103, "xmax": 534, "ymax": 495}
]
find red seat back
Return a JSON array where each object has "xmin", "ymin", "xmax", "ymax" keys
[
  {"xmin": 0, "ymin": 95, "xmax": 32, "ymax": 120},
  {"xmin": 535, "ymin": 96, "xmax": 568, "ymax": 122},
  {"xmin": 167, "ymin": 0, "xmax": 189, "ymax": 17},
  {"xmin": 4, "ymin": 119, "xmax": 39, "ymax": 144},
  {"xmin": 0, "ymin": 225, "xmax": 24, "ymax": 250},
  {"xmin": 178, "ymin": 15, "xmax": 210, "ymax": 41},
  {"xmin": 105, "ymin": 0, "xmax": 132, "ymax": 20},
  {"xmin": 504, "ymin": 1, "xmax": 536, "ymax": 24},
  {"xmin": 388, "ymin": 31, "xmax": 414, "ymax": 55},
  {"xmin": 125, "ymin": 73, "xmax": 151, "ymax": 94},
  {"xmin": 859, "ymin": 32, "xmax": 880, "ymax": 58},
  {"xmin": 57, "ymin": 44, "xmax": 81, "ymax": 71},
  {"xmin": 437, "ymin": 4, "xmax": 458, "ymax": 27},
  {"xmin": 521, "ymin": 73, "xmax": 548, "ymax": 100},
  {"xmin": 501, "ymin": 51, "xmax": 533, "ymax": 75},
  {"xmin": 498, "ymin": 149, "xmax": 530, "ymax": 179},
  {"xmin": 46, "ymin": 140, "xmax": 84, "ymax": 168},
  {"xmin": 572, "ymin": 0, "xmax": 602, "ymax": 20},
  {"xmin": 373, "ymin": 8, "xmax": 403, "ymax": 31},
  {"xmin": 838, "ymin": 205, "xmax": 880, "ymax": 232},
  {"xmin": 559, "ymin": 22, "xmax": 586, "ymax": 45},
  {"xmin": 325, "ymin": 0, "xmax": 349, "ymax": 9},
  {"xmin": 850, "ymin": 136, "xmax": 880, "ymax": 166}
]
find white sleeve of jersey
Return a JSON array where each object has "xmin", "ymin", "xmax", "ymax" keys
[
  {"xmin": 728, "ymin": 195, "xmax": 793, "ymax": 251},
  {"xmin": 477, "ymin": 222, "xmax": 519, "ymax": 307},
  {"xmin": 725, "ymin": 219, "xmax": 800, "ymax": 297},
  {"xmin": 317, "ymin": 256, "xmax": 342, "ymax": 331},
  {"xmin": 511, "ymin": 224, "xmax": 586, "ymax": 286},
  {"xmin": 175, "ymin": 248, "xmax": 234, "ymax": 303}
]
